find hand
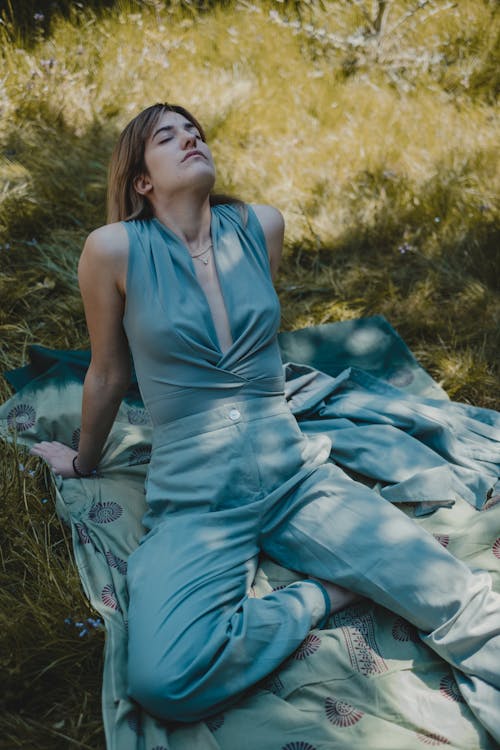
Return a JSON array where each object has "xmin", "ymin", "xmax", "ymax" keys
[{"xmin": 30, "ymin": 441, "xmax": 78, "ymax": 478}]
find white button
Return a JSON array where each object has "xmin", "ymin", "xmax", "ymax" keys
[{"xmin": 228, "ymin": 408, "xmax": 241, "ymax": 421}]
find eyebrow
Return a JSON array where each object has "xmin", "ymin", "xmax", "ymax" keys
[{"xmin": 152, "ymin": 122, "xmax": 198, "ymax": 140}]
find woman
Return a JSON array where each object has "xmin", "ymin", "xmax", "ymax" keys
[{"xmin": 31, "ymin": 103, "xmax": 500, "ymax": 739}]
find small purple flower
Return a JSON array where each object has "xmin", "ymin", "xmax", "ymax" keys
[
  {"xmin": 434, "ymin": 216, "xmax": 440, "ymax": 223},
  {"xmin": 78, "ymin": 628, "xmax": 88, "ymax": 637},
  {"xmin": 34, "ymin": 12, "xmax": 45, "ymax": 22},
  {"xmin": 41, "ymin": 497, "xmax": 48, "ymax": 504},
  {"xmin": 64, "ymin": 617, "xmax": 72, "ymax": 625},
  {"xmin": 398, "ymin": 242, "xmax": 414, "ymax": 254}
]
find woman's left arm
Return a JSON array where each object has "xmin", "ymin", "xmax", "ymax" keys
[{"xmin": 251, "ymin": 204, "xmax": 285, "ymax": 281}]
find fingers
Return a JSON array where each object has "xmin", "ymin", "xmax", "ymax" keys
[
  {"xmin": 30, "ymin": 440, "xmax": 68, "ymax": 453},
  {"xmin": 27, "ymin": 440, "xmax": 78, "ymax": 479},
  {"xmin": 30, "ymin": 445, "xmax": 45, "ymax": 456},
  {"xmin": 30, "ymin": 443, "xmax": 52, "ymax": 456}
]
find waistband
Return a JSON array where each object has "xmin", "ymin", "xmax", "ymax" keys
[
  {"xmin": 151, "ymin": 394, "xmax": 292, "ymax": 448},
  {"xmin": 145, "ymin": 377, "xmax": 285, "ymax": 425}
]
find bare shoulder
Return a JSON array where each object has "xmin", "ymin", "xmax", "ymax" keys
[
  {"xmin": 81, "ymin": 222, "xmax": 129, "ymax": 263},
  {"xmin": 251, "ymin": 204, "xmax": 285, "ymax": 235},
  {"xmin": 79, "ymin": 222, "xmax": 129, "ymax": 294},
  {"xmin": 250, "ymin": 204, "xmax": 284, "ymax": 279}
]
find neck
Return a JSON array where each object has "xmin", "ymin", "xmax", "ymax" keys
[{"xmin": 152, "ymin": 193, "xmax": 212, "ymax": 252}]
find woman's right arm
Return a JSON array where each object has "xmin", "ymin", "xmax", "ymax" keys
[{"xmin": 31, "ymin": 223, "xmax": 130, "ymax": 477}]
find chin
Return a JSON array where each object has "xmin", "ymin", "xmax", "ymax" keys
[{"xmin": 196, "ymin": 169, "xmax": 216, "ymax": 194}]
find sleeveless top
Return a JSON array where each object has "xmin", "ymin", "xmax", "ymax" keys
[{"xmin": 122, "ymin": 204, "xmax": 285, "ymax": 426}]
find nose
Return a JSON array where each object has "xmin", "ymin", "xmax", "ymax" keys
[{"xmin": 181, "ymin": 130, "xmax": 197, "ymax": 149}]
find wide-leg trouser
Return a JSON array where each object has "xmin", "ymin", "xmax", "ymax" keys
[{"xmin": 126, "ymin": 397, "xmax": 500, "ymax": 739}]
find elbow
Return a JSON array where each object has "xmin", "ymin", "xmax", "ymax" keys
[{"xmin": 85, "ymin": 363, "xmax": 131, "ymax": 396}]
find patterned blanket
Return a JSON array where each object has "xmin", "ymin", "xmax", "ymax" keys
[{"xmin": 1, "ymin": 316, "xmax": 499, "ymax": 750}]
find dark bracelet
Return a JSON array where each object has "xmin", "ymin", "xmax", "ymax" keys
[{"xmin": 72, "ymin": 454, "xmax": 98, "ymax": 478}]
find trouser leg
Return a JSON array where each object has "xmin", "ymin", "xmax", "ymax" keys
[
  {"xmin": 259, "ymin": 461, "xmax": 500, "ymax": 741},
  {"xmin": 126, "ymin": 505, "xmax": 328, "ymax": 723}
]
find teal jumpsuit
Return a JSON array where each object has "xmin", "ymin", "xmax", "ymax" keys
[{"xmin": 122, "ymin": 205, "xmax": 500, "ymax": 739}]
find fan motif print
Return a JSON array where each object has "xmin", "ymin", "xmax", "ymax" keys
[
  {"xmin": 105, "ymin": 550, "xmax": 128, "ymax": 575},
  {"xmin": 392, "ymin": 616, "xmax": 420, "ymax": 643},
  {"xmin": 416, "ymin": 731, "xmax": 450, "ymax": 745},
  {"xmin": 325, "ymin": 697, "xmax": 364, "ymax": 727},
  {"xmin": 101, "ymin": 583, "xmax": 121, "ymax": 612},
  {"xmin": 439, "ymin": 674, "xmax": 464, "ymax": 703},
  {"xmin": 7, "ymin": 403, "xmax": 36, "ymax": 431},
  {"xmin": 492, "ymin": 537, "xmax": 500, "ymax": 560},
  {"xmin": 88, "ymin": 501, "xmax": 123, "ymax": 524},
  {"xmin": 293, "ymin": 633, "xmax": 321, "ymax": 660},
  {"xmin": 128, "ymin": 444, "xmax": 152, "ymax": 465},
  {"xmin": 433, "ymin": 533, "xmax": 450, "ymax": 548},
  {"xmin": 206, "ymin": 714, "xmax": 225, "ymax": 732},
  {"xmin": 127, "ymin": 406, "xmax": 151, "ymax": 425},
  {"xmin": 75, "ymin": 521, "xmax": 92, "ymax": 545},
  {"xmin": 71, "ymin": 427, "xmax": 81, "ymax": 450}
]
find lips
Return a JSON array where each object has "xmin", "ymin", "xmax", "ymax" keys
[{"xmin": 182, "ymin": 150, "xmax": 206, "ymax": 162}]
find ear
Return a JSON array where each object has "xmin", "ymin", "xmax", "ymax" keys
[{"xmin": 134, "ymin": 174, "xmax": 153, "ymax": 196}]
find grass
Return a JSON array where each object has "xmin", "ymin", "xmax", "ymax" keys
[
  {"xmin": 0, "ymin": 1, "xmax": 499, "ymax": 747},
  {"xmin": 0, "ymin": 441, "xmax": 105, "ymax": 749}
]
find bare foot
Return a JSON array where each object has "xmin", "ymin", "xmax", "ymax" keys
[{"xmin": 310, "ymin": 577, "xmax": 363, "ymax": 614}]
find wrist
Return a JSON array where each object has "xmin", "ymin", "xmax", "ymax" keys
[{"xmin": 72, "ymin": 454, "xmax": 98, "ymax": 478}]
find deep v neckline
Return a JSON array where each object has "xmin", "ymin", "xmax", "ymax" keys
[{"xmin": 152, "ymin": 212, "xmax": 235, "ymax": 357}]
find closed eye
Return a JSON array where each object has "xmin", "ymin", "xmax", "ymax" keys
[{"xmin": 152, "ymin": 123, "xmax": 203, "ymax": 143}]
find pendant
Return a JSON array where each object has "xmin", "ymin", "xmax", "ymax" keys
[{"xmin": 202, "ymin": 257, "xmax": 209, "ymax": 265}]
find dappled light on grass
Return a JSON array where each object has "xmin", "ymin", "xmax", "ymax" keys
[{"xmin": 0, "ymin": 2, "xmax": 499, "ymax": 746}]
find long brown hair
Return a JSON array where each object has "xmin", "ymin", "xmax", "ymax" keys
[{"xmin": 107, "ymin": 103, "xmax": 243, "ymax": 223}]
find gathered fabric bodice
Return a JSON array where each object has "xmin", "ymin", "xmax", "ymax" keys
[{"xmin": 122, "ymin": 204, "xmax": 285, "ymax": 426}]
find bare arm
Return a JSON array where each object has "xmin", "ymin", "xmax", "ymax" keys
[
  {"xmin": 251, "ymin": 204, "xmax": 285, "ymax": 281},
  {"xmin": 31, "ymin": 223, "xmax": 130, "ymax": 477}
]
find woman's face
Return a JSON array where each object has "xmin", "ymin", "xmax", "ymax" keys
[{"xmin": 137, "ymin": 110, "xmax": 216, "ymax": 201}]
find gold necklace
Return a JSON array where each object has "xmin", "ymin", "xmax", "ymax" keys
[{"xmin": 189, "ymin": 241, "xmax": 213, "ymax": 266}]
